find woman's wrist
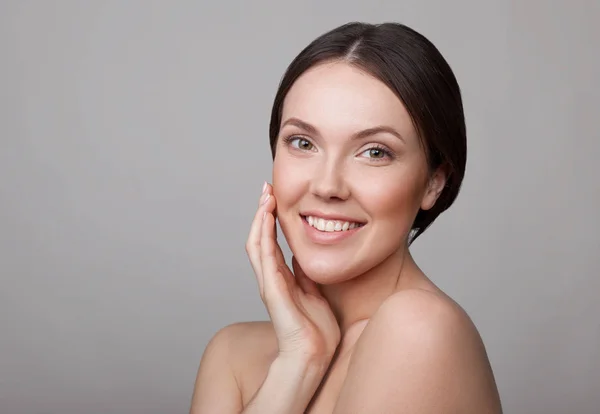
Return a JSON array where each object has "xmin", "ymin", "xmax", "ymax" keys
[
  {"xmin": 275, "ymin": 352, "xmax": 332, "ymax": 384},
  {"xmin": 278, "ymin": 348, "xmax": 333, "ymax": 370},
  {"xmin": 242, "ymin": 355, "xmax": 330, "ymax": 414}
]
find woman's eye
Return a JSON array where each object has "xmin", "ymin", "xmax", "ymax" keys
[
  {"xmin": 360, "ymin": 146, "xmax": 391, "ymax": 160},
  {"xmin": 290, "ymin": 137, "xmax": 314, "ymax": 151},
  {"xmin": 367, "ymin": 148, "xmax": 385, "ymax": 158}
]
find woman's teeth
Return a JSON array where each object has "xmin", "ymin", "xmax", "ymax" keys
[{"xmin": 305, "ymin": 215, "xmax": 362, "ymax": 232}]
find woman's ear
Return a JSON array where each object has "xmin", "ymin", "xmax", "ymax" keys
[{"xmin": 421, "ymin": 165, "xmax": 448, "ymax": 211}]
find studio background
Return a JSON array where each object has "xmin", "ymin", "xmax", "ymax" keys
[{"xmin": 1, "ymin": 1, "xmax": 598, "ymax": 413}]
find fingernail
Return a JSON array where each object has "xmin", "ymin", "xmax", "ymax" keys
[
  {"xmin": 262, "ymin": 181, "xmax": 267, "ymax": 194},
  {"xmin": 261, "ymin": 193, "xmax": 270, "ymax": 205}
]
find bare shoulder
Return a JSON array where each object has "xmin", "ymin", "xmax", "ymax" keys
[
  {"xmin": 334, "ymin": 289, "xmax": 503, "ymax": 413},
  {"xmin": 190, "ymin": 321, "xmax": 277, "ymax": 413},
  {"xmin": 209, "ymin": 320, "xmax": 278, "ymax": 378},
  {"xmin": 219, "ymin": 320, "xmax": 278, "ymax": 358},
  {"xmin": 213, "ymin": 320, "xmax": 276, "ymax": 348},
  {"xmin": 365, "ymin": 288, "xmax": 491, "ymax": 373},
  {"xmin": 375, "ymin": 288, "xmax": 478, "ymax": 340},
  {"xmin": 218, "ymin": 321, "xmax": 280, "ymax": 398}
]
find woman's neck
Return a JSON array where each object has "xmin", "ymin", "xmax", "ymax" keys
[{"xmin": 317, "ymin": 247, "xmax": 430, "ymax": 336}]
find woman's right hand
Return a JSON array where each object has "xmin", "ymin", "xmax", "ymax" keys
[{"xmin": 246, "ymin": 183, "xmax": 341, "ymax": 365}]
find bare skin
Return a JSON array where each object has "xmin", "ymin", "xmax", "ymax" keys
[{"xmin": 190, "ymin": 62, "xmax": 502, "ymax": 413}]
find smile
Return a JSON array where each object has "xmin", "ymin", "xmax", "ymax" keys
[{"xmin": 302, "ymin": 215, "xmax": 365, "ymax": 233}]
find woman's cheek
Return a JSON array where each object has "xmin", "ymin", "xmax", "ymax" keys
[
  {"xmin": 353, "ymin": 169, "xmax": 422, "ymax": 220},
  {"xmin": 272, "ymin": 155, "xmax": 302, "ymax": 208},
  {"xmin": 272, "ymin": 153, "xmax": 287, "ymax": 193}
]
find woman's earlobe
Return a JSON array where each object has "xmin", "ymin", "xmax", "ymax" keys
[{"xmin": 421, "ymin": 168, "xmax": 447, "ymax": 210}]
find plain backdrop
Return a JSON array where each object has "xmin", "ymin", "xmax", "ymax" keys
[{"xmin": 1, "ymin": 1, "xmax": 599, "ymax": 413}]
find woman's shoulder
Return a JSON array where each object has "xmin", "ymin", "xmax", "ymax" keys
[
  {"xmin": 366, "ymin": 287, "xmax": 487, "ymax": 362},
  {"xmin": 212, "ymin": 320, "xmax": 278, "ymax": 364},
  {"xmin": 334, "ymin": 288, "xmax": 502, "ymax": 412},
  {"xmin": 190, "ymin": 321, "xmax": 278, "ymax": 412},
  {"xmin": 211, "ymin": 321, "xmax": 279, "ymax": 401},
  {"xmin": 215, "ymin": 320, "xmax": 276, "ymax": 342},
  {"xmin": 376, "ymin": 287, "xmax": 474, "ymax": 331}
]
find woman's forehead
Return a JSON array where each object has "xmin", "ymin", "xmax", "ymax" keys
[{"xmin": 280, "ymin": 62, "xmax": 416, "ymax": 141}]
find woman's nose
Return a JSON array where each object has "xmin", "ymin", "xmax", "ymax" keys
[{"xmin": 309, "ymin": 160, "xmax": 350, "ymax": 201}]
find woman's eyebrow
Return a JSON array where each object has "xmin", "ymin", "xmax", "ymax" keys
[
  {"xmin": 281, "ymin": 117, "xmax": 405, "ymax": 144},
  {"xmin": 281, "ymin": 117, "xmax": 319, "ymax": 135},
  {"xmin": 352, "ymin": 125, "xmax": 405, "ymax": 143}
]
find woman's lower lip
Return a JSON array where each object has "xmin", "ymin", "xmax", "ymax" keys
[{"xmin": 301, "ymin": 217, "xmax": 363, "ymax": 244}]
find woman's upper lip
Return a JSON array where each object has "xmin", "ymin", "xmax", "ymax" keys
[{"xmin": 300, "ymin": 210, "xmax": 366, "ymax": 224}]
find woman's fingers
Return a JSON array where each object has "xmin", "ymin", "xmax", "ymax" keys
[
  {"xmin": 292, "ymin": 256, "xmax": 322, "ymax": 297},
  {"xmin": 247, "ymin": 182, "xmax": 299, "ymax": 310},
  {"xmin": 270, "ymin": 202, "xmax": 291, "ymax": 269},
  {"xmin": 272, "ymin": 220, "xmax": 287, "ymax": 265},
  {"xmin": 246, "ymin": 183, "xmax": 272, "ymax": 294},
  {"xmin": 260, "ymin": 210, "xmax": 295, "ymax": 308}
]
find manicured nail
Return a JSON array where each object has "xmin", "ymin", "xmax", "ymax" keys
[
  {"xmin": 262, "ymin": 181, "xmax": 267, "ymax": 194},
  {"xmin": 262, "ymin": 193, "xmax": 270, "ymax": 205}
]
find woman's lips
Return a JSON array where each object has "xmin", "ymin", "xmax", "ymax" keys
[
  {"xmin": 303, "ymin": 214, "xmax": 364, "ymax": 232},
  {"xmin": 301, "ymin": 215, "xmax": 364, "ymax": 245}
]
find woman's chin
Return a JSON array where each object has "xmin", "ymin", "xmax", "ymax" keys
[{"xmin": 295, "ymin": 255, "xmax": 365, "ymax": 285}]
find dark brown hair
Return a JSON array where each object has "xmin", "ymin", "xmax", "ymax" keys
[{"xmin": 269, "ymin": 22, "xmax": 467, "ymax": 244}]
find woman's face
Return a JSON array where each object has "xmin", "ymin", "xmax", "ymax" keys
[{"xmin": 273, "ymin": 62, "xmax": 444, "ymax": 284}]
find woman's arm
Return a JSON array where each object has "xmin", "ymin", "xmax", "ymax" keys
[
  {"xmin": 189, "ymin": 325, "xmax": 243, "ymax": 414},
  {"xmin": 190, "ymin": 324, "xmax": 330, "ymax": 414},
  {"xmin": 242, "ymin": 355, "xmax": 328, "ymax": 414}
]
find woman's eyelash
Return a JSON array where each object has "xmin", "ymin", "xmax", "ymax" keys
[
  {"xmin": 282, "ymin": 135, "xmax": 305, "ymax": 144},
  {"xmin": 363, "ymin": 144, "xmax": 396, "ymax": 161},
  {"xmin": 282, "ymin": 135, "xmax": 314, "ymax": 150},
  {"xmin": 282, "ymin": 136, "xmax": 395, "ymax": 160}
]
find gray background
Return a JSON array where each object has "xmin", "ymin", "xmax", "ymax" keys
[{"xmin": 1, "ymin": 1, "xmax": 599, "ymax": 413}]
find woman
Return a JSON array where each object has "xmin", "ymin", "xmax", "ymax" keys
[{"xmin": 190, "ymin": 22, "xmax": 502, "ymax": 413}]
